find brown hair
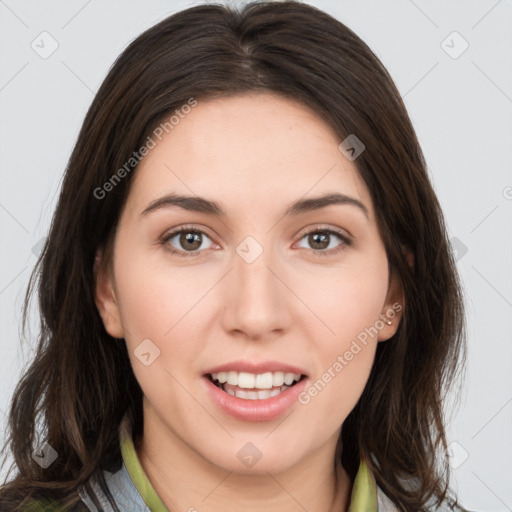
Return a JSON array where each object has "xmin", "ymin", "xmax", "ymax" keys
[{"xmin": 0, "ymin": 2, "xmax": 467, "ymax": 510}]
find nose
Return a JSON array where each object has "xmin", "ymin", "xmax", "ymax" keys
[{"xmin": 220, "ymin": 238, "xmax": 291, "ymax": 341}]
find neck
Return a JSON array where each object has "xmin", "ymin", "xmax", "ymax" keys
[{"xmin": 135, "ymin": 409, "xmax": 353, "ymax": 512}]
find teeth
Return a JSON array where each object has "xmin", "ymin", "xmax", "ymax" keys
[
  {"xmin": 256, "ymin": 389, "xmax": 271, "ymax": 400},
  {"xmin": 227, "ymin": 371, "xmax": 238, "ymax": 386},
  {"xmin": 236, "ymin": 389, "xmax": 258, "ymax": 400},
  {"xmin": 238, "ymin": 372, "xmax": 256, "ymax": 388},
  {"xmin": 210, "ymin": 371, "xmax": 302, "ymax": 389},
  {"xmin": 255, "ymin": 372, "xmax": 273, "ymax": 388},
  {"xmin": 224, "ymin": 384, "xmax": 291, "ymax": 400},
  {"xmin": 284, "ymin": 373, "xmax": 296, "ymax": 385},
  {"xmin": 272, "ymin": 371, "xmax": 284, "ymax": 387}
]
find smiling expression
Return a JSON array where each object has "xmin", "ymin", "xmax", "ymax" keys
[{"xmin": 94, "ymin": 91, "xmax": 403, "ymax": 474}]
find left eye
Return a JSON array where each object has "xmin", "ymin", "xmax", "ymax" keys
[{"xmin": 296, "ymin": 229, "xmax": 350, "ymax": 254}]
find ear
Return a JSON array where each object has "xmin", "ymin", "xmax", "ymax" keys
[
  {"xmin": 377, "ymin": 274, "xmax": 404, "ymax": 342},
  {"xmin": 93, "ymin": 248, "xmax": 125, "ymax": 339},
  {"xmin": 378, "ymin": 248, "xmax": 412, "ymax": 342}
]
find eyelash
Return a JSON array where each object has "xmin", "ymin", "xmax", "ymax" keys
[{"xmin": 160, "ymin": 225, "xmax": 352, "ymax": 258}]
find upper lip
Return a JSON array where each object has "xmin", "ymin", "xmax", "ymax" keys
[{"xmin": 204, "ymin": 360, "xmax": 308, "ymax": 376}]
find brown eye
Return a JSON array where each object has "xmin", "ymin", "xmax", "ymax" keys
[
  {"xmin": 308, "ymin": 232, "xmax": 330, "ymax": 250},
  {"xmin": 296, "ymin": 228, "xmax": 351, "ymax": 256},
  {"xmin": 178, "ymin": 231, "xmax": 203, "ymax": 251},
  {"xmin": 162, "ymin": 228, "xmax": 214, "ymax": 256}
]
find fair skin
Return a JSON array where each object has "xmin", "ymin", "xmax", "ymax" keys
[{"xmin": 95, "ymin": 92, "xmax": 404, "ymax": 512}]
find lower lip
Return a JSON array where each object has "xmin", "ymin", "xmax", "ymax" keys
[{"xmin": 202, "ymin": 375, "xmax": 309, "ymax": 422}]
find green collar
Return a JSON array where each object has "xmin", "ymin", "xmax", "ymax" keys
[{"xmin": 119, "ymin": 416, "xmax": 378, "ymax": 511}]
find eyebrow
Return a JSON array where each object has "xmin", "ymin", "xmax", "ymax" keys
[{"xmin": 140, "ymin": 192, "xmax": 369, "ymax": 219}]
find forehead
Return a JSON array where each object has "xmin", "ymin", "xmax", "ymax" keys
[{"xmin": 125, "ymin": 92, "xmax": 374, "ymax": 221}]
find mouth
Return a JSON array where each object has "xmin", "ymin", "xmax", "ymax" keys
[
  {"xmin": 206, "ymin": 371, "xmax": 307, "ymax": 400},
  {"xmin": 202, "ymin": 363, "xmax": 310, "ymax": 421}
]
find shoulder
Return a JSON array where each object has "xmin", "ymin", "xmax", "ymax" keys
[
  {"xmin": 19, "ymin": 500, "xmax": 64, "ymax": 512},
  {"xmin": 5, "ymin": 496, "xmax": 88, "ymax": 512},
  {"xmin": 76, "ymin": 463, "xmax": 150, "ymax": 511},
  {"xmin": 376, "ymin": 485, "xmax": 471, "ymax": 512}
]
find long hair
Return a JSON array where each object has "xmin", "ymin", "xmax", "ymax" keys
[{"xmin": 0, "ymin": 2, "xmax": 467, "ymax": 510}]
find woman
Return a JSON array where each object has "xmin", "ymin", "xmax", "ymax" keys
[{"xmin": 0, "ymin": 1, "xmax": 469, "ymax": 510}]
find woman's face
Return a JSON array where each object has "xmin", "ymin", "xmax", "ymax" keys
[{"xmin": 95, "ymin": 92, "xmax": 403, "ymax": 474}]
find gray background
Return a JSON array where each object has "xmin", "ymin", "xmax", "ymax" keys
[{"xmin": 1, "ymin": 0, "xmax": 511, "ymax": 510}]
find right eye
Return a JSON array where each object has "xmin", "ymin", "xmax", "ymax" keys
[{"xmin": 161, "ymin": 226, "xmax": 216, "ymax": 257}]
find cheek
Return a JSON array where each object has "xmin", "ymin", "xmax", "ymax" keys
[
  {"xmin": 114, "ymin": 245, "xmax": 213, "ymax": 340},
  {"xmin": 314, "ymin": 348, "xmax": 376, "ymax": 428},
  {"xmin": 112, "ymin": 251, "xmax": 213, "ymax": 391},
  {"xmin": 115, "ymin": 261, "xmax": 204, "ymax": 414},
  {"xmin": 298, "ymin": 254, "xmax": 389, "ymax": 344},
  {"xmin": 294, "ymin": 256, "xmax": 388, "ymax": 419},
  {"xmin": 298, "ymin": 303, "xmax": 379, "ymax": 429}
]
